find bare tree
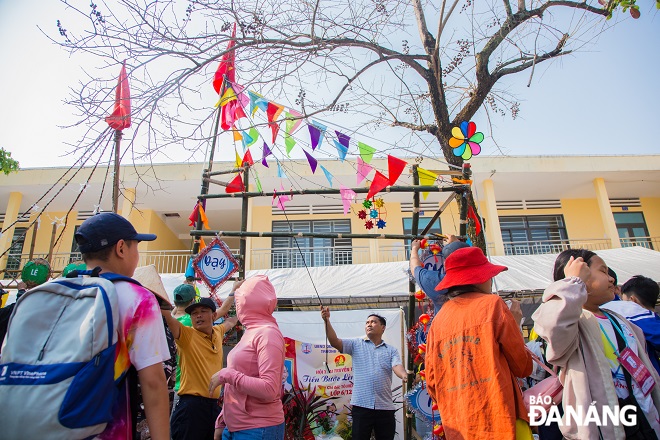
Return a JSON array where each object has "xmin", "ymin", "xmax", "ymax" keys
[{"xmin": 50, "ymin": 0, "xmax": 645, "ymax": 243}]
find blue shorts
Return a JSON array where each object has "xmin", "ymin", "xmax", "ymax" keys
[{"xmin": 222, "ymin": 422, "xmax": 285, "ymax": 440}]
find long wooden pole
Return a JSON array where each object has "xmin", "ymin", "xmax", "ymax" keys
[{"xmin": 112, "ymin": 130, "xmax": 123, "ymax": 213}]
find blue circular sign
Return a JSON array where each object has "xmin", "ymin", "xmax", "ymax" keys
[{"xmin": 199, "ymin": 244, "xmax": 236, "ymax": 283}]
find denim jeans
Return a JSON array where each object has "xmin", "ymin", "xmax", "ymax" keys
[{"xmin": 222, "ymin": 422, "xmax": 285, "ymax": 440}]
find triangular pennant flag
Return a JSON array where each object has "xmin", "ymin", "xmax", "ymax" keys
[
  {"xmin": 217, "ymin": 86, "xmax": 237, "ymax": 108},
  {"xmin": 248, "ymin": 91, "xmax": 268, "ymax": 115},
  {"xmin": 333, "ymin": 140, "xmax": 348, "ymax": 162},
  {"xmin": 225, "ymin": 173, "xmax": 245, "ymax": 193},
  {"xmin": 246, "ymin": 127, "xmax": 259, "ymax": 148},
  {"xmin": 241, "ymin": 129, "xmax": 254, "ymax": 149},
  {"xmin": 242, "ymin": 149, "xmax": 254, "ymax": 166},
  {"xmin": 285, "ymin": 134, "xmax": 296, "ymax": 156},
  {"xmin": 303, "ymin": 150, "xmax": 318, "ymax": 174},
  {"xmin": 270, "ymin": 122, "xmax": 280, "ymax": 144},
  {"xmin": 198, "ymin": 203, "xmax": 210, "ymax": 229},
  {"xmin": 358, "ymin": 142, "xmax": 376, "ymax": 163},
  {"xmin": 235, "ymin": 150, "xmax": 242, "ymax": 168},
  {"xmin": 286, "ymin": 109, "xmax": 303, "ymax": 133},
  {"xmin": 232, "ymin": 129, "xmax": 243, "ymax": 141},
  {"xmin": 188, "ymin": 203, "xmax": 199, "ymax": 226},
  {"xmin": 262, "ymin": 142, "xmax": 272, "ymax": 167},
  {"xmin": 335, "ymin": 131, "xmax": 350, "ymax": 148},
  {"xmin": 199, "ymin": 237, "xmax": 206, "ymax": 249},
  {"xmin": 357, "ymin": 157, "xmax": 373, "ymax": 185},
  {"xmin": 320, "ymin": 165, "xmax": 333, "ymax": 187},
  {"xmin": 277, "ymin": 162, "xmax": 288, "ymax": 179},
  {"xmin": 387, "ymin": 155, "xmax": 407, "ymax": 185},
  {"xmin": 212, "ymin": 23, "xmax": 236, "ymax": 94},
  {"xmin": 308, "ymin": 120, "xmax": 327, "ymax": 150},
  {"xmin": 254, "ymin": 169, "xmax": 263, "ymax": 193},
  {"xmin": 417, "ymin": 167, "xmax": 438, "ymax": 200},
  {"xmin": 267, "ymin": 102, "xmax": 284, "ymax": 123},
  {"xmin": 467, "ymin": 205, "xmax": 482, "ymax": 236},
  {"xmin": 366, "ymin": 171, "xmax": 390, "ymax": 200},
  {"xmin": 339, "ymin": 184, "xmax": 357, "ymax": 215}
]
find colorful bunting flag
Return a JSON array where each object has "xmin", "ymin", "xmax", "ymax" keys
[
  {"xmin": 254, "ymin": 169, "xmax": 263, "ymax": 193},
  {"xmin": 387, "ymin": 155, "xmax": 407, "ymax": 185},
  {"xmin": 232, "ymin": 129, "xmax": 242, "ymax": 141},
  {"xmin": 267, "ymin": 102, "xmax": 284, "ymax": 143},
  {"xmin": 105, "ymin": 61, "xmax": 131, "ymax": 130},
  {"xmin": 308, "ymin": 121, "xmax": 327, "ymax": 150},
  {"xmin": 333, "ymin": 140, "xmax": 348, "ymax": 162},
  {"xmin": 467, "ymin": 205, "xmax": 482, "ymax": 236},
  {"xmin": 198, "ymin": 203, "xmax": 210, "ymax": 229},
  {"xmin": 235, "ymin": 150, "xmax": 242, "ymax": 168},
  {"xmin": 358, "ymin": 142, "xmax": 376, "ymax": 163},
  {"xmin": 188, "ymin": 202, "xmax": 209, "ymax": 228},
  {"xmin": 213, "ymin": 23, "xmax": 236, "ymax": 94},
  {"xmin": 262, "ymin": 142, "xmax": 272, "ymax": 167},
  {"xmin": 417, "ymin": 167, "xmax": 438, "ymax": 200},
  {"xmin": 242, "ymin": 149, "xmax": 254, "ymax": 166},
  {"xmin": 339, "ymin": 185, "xmax": 356, "ymax": 215},
  {"xmin": 277, "ymin": 162, "xmax": 288, "ymax": 179},
  {"xmin": 320, "ymin": 165, "xmax": 333, "ymax": 187},
  {"xmin": 357, "ymin": 157, "xmax": 372, "ymax": 185},
  {"xmin": 303, "ymin": 150, "xmax": 318, "ymax": 173},
  {"xmin": 199, "ymin": 237, "xmax": 207, "ymax": 249},
  {"xmin": 244, "ymin": 127, "xmax": 259, "ymax": 149},
  {"xmin": 286, "ymin": 109, "xmax": 303, "ymax": 133},
  {"xmin": 226, "ymin": 173, "xmax": 245, "ymax": 193},
  {"xmin": 366, "ymin": 171, "xmax": 390, "ymax": 200},
  {"xmin": 248, "ymin": 91, "xmax": 268, "ymax": 115},
  {"xmin": 335, "ymin": 130, "xmax": 350, "ymax": 148},
  {"xmin": 285, "ymin": 135, "xmax": 296, "ymax": 156}
]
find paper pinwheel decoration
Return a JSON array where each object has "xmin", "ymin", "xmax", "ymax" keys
[{"xmin": 450, "ymin": 121, "xmax": 484, "ymax": 160}]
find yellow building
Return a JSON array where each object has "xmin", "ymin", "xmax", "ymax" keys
[{"xmin": 0, "ymin": 154, "xmax": 658, "ymax": 279}]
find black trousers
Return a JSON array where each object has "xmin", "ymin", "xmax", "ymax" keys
[
  {"xmin": 352, "ymin": 405, "xmax": 396, "ymax": 440},
  {"xmin": 171, "ymin": 394, "xmax": 221, "ymax": 440}
]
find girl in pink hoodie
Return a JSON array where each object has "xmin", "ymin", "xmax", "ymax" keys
[{"xmin": 209, "ymin": 275, "xmax": 285, "ymax": 440}]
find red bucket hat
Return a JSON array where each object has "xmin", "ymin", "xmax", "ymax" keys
[{"xmin": 435, "ymin": 247, "xmax": 508, "ymax": 290}]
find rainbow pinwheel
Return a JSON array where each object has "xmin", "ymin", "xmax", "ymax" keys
[{"xmin": 450, "ymin": 121, "xmax": 484, "ymax": 160}]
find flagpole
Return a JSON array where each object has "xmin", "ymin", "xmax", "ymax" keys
[{"xmin": 112, "ymin": 129, "xmax": 122, "ymax": 213}]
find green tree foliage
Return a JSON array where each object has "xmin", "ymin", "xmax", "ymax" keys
[{"xmin": 0, "ymin": 148, "xmax": 19, "ymax": 175}]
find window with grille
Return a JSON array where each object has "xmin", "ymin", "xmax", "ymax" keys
[
  {"xmin": 499, "ymin": 215, "xmax": 568, "ymax": 255},
  {"xmin": 5, "ymin": 227, "xmax": 27, "ymax": 278},
  {"xmin": 271, "ymin": 220, "xmax": 352, "ymax": 268},
  {"xmin": 614, "ymin": 212, "xmax": 652, "ymax": 250}
]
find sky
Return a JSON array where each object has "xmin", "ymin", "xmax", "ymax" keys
[{"xmin": 0, "ymin": 0, "xmax": 658, "ymax": 169}]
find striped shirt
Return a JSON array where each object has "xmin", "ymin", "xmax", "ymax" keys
[{"xmin": 342, "ymin": 337, "xmax": 402, "ymax": 410}]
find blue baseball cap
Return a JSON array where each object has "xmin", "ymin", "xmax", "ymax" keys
[{"xmin": 75, "ymin": 212, "xmax": 157, "ymax": 253}]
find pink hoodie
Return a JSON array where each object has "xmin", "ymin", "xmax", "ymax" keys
[{"xmin": 216, "ymin": 275, "xmax": 285, "ymax": 431}]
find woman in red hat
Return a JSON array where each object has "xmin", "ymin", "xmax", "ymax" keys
[{"xmin": 425, "ymin": 247, "xmax": 533, "ymax": 439}]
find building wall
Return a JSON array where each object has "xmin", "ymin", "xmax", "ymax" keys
[{"xmin": 640, "ymin": 197, "xmax": 660, "ymax": 237}]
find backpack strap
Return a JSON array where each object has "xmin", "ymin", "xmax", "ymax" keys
[{"xmin": 65, "ymin": 267, "xmax": 142, "ymax": 287}]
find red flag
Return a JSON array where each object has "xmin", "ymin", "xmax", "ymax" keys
[
  {"xmin": 387, "ymin": 155, "xmax": 407, "ymax": 185},
  {"xmin": 467, "ymin": 205, "xmax": 482, "ymax": 236},
  {"xmin": 242, "ymin": 149, "xmax": 254, "ymax": 166},
  {"xmin": 213, "ymin": 24, "xmax": 237, "ymax": 94},
  {"xmin": 188, "ymin": 203, "xmax": 199, "ymax": 226},
  {"xmin": 226, "ymin": 174, "xmax": 245, "ymax": 193},
  {"xmin": 105, "ymin": 62, "xmax": 131, "ymax": 130},
  {"xmin": 366, "ymin": 171, "xmax": 390, "ymax": 199}
]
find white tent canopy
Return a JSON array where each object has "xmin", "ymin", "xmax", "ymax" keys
[{"xmin": 158, "ymin": 246, "xmax": 660, "ymax": 301}]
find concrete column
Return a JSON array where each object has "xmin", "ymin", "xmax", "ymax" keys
[
  {"xmin": 244, "ymin": 196, "xmax": 254, "ymax": 270},
  {"xmin": 0, "ymin": 192, "xmax": 24, "ymax": 276},
  {"xmin": 482, "ymin": 179, "xmax": 505, "ymax": 256},
  {"xmin": 593, "ymin": 178, "xmax": 621, "ymax": 248},
  {"xmin": 120, "ymin": 187, "xmax": 136, "ymax": 220}
]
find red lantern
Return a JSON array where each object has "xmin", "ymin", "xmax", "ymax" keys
[
  {"xmin": 420, "ymin": 238, "xmax": 428, "ymax": 249},
  {"xmin": 414, "ymin": 290, "xmax": 426, "ymax": 310},
  {"xmin": 419, "ymin": 313, "xmax": 431, "ymax": 332},
  {"xmin": 418, "ymin": 343, "xmax": 426, "ymax": 354},
  {"xmin": 432, "ymin": 402, "xmax": 438, "ymax": 411},
  {"xmin": 419, "ymin": 370, "xmax": 426, "ymax": 379},
  {"xmin": 433, "ymin": 424, "xmax": 444, "ymax": 437},
  {"xmin": 429, "ymin": 243, "xmax": 442, "ymax": 262}
]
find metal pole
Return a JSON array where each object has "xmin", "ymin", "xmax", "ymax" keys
[
  {"xmin": 112, "ymin": 130, "xmax": 122, "ymax": 213},
  {"xmin": 189, "ymin": 231, "xmax": 446, "ymax": 240}
]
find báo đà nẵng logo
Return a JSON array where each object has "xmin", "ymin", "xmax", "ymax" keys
[{"xmin": 529, "ymin": 398, "xmax": 637, "ymax": 427}]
